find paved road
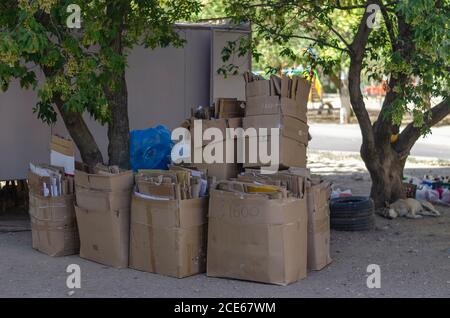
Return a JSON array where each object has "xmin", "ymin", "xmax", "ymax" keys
[{"xmin": 309, "ymin": 124, "xmax": 450, "ymax": 160}]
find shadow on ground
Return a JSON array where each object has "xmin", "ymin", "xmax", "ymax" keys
[{"xmin": 0, "ymin": 166, "xmax": 449, "ymax": 297}]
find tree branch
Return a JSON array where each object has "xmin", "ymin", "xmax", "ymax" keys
[
  {"xmin": 348, "ymin": 1, "xmax": 378, "ymax": 155},
  {"xmin": 395, "ymin": 98, "xmax": 450, "ymax": 155},
  {"xmin": 306, "ymin": 8, "xmax": 352, "ymax": 50},
  {"xmin": 379, "ymin": 2, "xmax": 397, "ymax": 49},
  {"xmin": 290, "ymin": 34, "xmax": 350, "ymax": 53},
  {"xmin": 328, "ymin": 24, "xmax": 352, "ymax": 49},
  {"xmin": 372, "ymin": 75, "xmax": 407, "ymax": 144},
  {"xmin": 372, "ymin": 13, "xmax": 411, "ymax": 145}
]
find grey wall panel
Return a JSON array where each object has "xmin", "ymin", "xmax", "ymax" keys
[
  {"xmin": 211, "ymin": 29, "xmax": 251, "ymax": 102},
  {"xmin": 184, "ymin": 29, "xmax": 211, "ymax": 117},
  {"xmin": 0, "ymin": 76, "xmax": 67, "ymax": 180},
  {"xmin": 0, "ymin": 28, "xmax": 213, "ymax": 180},
  {"xmin": 126, "ymin": 40, "xmax": 186, "ymax": 131}
]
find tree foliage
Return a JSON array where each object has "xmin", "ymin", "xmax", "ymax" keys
[
  {"xmin": 223, "ymin": 0, "xmax": 449, "ymax": 132},
  {"xmin": 0, "ymin": 0, "xmax": 201, "ymax": 125},
  {"xmin": 220, "ymin": 0, "xmax": 449, "ymax": 205}
]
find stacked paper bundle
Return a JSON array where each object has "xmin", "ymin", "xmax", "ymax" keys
[{"xmin": 29, "ymin": 163, "xmax": 75, "ymax": 197}]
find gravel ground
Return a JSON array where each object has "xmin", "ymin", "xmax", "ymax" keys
[{"xmin": 0, "ymin": 153, "xmax": 449, "ymax": 298}]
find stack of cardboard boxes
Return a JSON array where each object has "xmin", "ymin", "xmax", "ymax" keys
[
  {"xmin": 181, "ymin": 99, "xmax": 245, "ymax": 181},
  {"xmin": 26, "ymin": 75, "xmax": 332, "ymax": 284},
  {"xmin": 206, "ymin": 72, "xmax": 313, "ymax": 285},
  {"xmin": 74, "ymin": 166, "xmax": 134, "ymax": 268},
  {"xmin": 28, "ymin": 163, "xmax": 79, "ymax": 256},
  {"xmin": 242, "ymin": 72, "xmax": 311, "ymax": 168},
  {"xmin": 129, "ymin": 167, "xmax": 209, "ymax": 278},
  {"xmin": 206, "ymin": 73, "xmax": 332, "ymax": 285}
]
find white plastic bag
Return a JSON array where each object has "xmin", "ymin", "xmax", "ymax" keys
[
  {"xmin": 415, "ymin": 186, "xmax": 429, "ymax": 201},
  {"xmin": 426, "ymin": 189, "xmax": 440, "ymax": 203},
  {"xmin": 442, "ymin": 189, "xmax": 450, "ymax": 204},
  {"xmin": 331, "ymin": 188, "xmax": 352, "ymax": 199}
]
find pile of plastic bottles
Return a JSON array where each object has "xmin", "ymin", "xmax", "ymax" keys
[{"xmin": 404, "ymin": 175, "xmax": 450, "ymax": 205}]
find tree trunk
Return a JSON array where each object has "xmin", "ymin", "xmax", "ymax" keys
[
  {"xmin": 362, "ymin": 145, "xmax": 407, "ymax": 208},
  {"xmin": 105, "ymin": 70, "xmax": 130, "ymax": 169},
  {"xmin": 42, "ymin": 68, "xmax": 104, "ymax": 169},
  {"xmin": 54, "ymin": 98, "xmax": 104, "ymax": 168},
  {"xmin": 104, "ymin": 13, "xmax": 130, "ymax": 170},
  {"xmin": 346, "ymin": 2, "xmax": 449, "ymax": 209}
]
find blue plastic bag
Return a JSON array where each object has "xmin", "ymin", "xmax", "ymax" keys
[{"xmin": 129, "ymin": 125, "xmax": 173, "ymax": 171}]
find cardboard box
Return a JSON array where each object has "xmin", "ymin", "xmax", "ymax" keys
[
  {"xmin": 188, "ymin": 118, "xmax": 229, "ymax": 147},
  {"xmin": 74, "ymin": 170, "xmax": 134, "ymax": 192},
  {"xmin": 129, "ymin": 195, "xmax": 208, "ymax": 278},
  {"xmin": 295, "ymin": 77, "xmax": 312, "ymax": 111},
  {"xmin": 29, "ymin": 192, "xmax": 79, "ymax": 256},
  {"xmin": 281, "ymin": 75, "xmax": 290, "ymax": 97},
  {"xmin": 136, "ymin": 181, "xmax": 177, "ymax": 199},
  {"xmin": 28, "ymin": 171, "xmax": 52, "ymax": 195},
  {"xmin": 28, "ymin": 166, "xmax": 75, "ymax": 196},
  {"xmin": 189, "ymin": 131, "xmax": 240, "ymax": 175},
  {"xmin": 187, "ymin": 163, "xmax": 240, "ymax": 181},
  {"xmin": 50, "ymin": 135, "xmax": 75, "ymax": 156},
  {"xmin": 75, "ymin": 205, "xmax": 130, "ymax": 268},
  {"xmin": 50, "ymin": 135, "xmax": 75, "ymax": 175},
  {"xmin": 306, "ymin": 180, "xmax": 332, "ymax": 271},
  {"xmin": 246, "ymin": 80, "xmax": 271, "ymax": 98},
  {"xmin": 216, "ymin": 98, "xmax": 245, "ymax": 119},
  {"xmin": 245, "ymin": 76, "xmax": 311, "ymax": 106},
  {"xmin": 243, "ymin": 114, "xmax": 309, "ymax": 145},
  {"xmin": 207, "ymin": 189, "xmax": 308, "ymax": 285},
  {"xmin": 242, "ymin": 135, "xmax": 307, "ymax": 169},
  {"xmin": 239, "ymin": 169, "xmax": 307, "ymax": 198},
  {"xmin": 246, "ymin": 96, "xmax": 307, "ymax": 123},
  {"xmin": 287, "ymin": 167, "xmax": 311, "ymax": 178},
  {"xmin": 75, "ymin": 186, "xmax": 132, "ymax": 211},
  {"xmin": 186, "ymin": 117, "xmax": 243, "ymax": 147},
  {"xmin": 218, "ymin": 98, "xmax": 242, "ymax": 112},
  {"xmin": 227, "ymin": 117, "xmax": 243, "ymax": 130}
]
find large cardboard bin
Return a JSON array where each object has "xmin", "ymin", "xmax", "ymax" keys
[
  {"xmin": 74, "ymin": 169, "xmax": 133, "ymax": 268},
  {"xmin": 29, "ymin": 192, "xmax": 79, "ymax": 256},
  {"xmin": 207, "ymin": 189, "xmax": 308, "ymax": 285},
  {"xmin": 129, "ymin": 195, "xmax": 208, "ymax": 278}
]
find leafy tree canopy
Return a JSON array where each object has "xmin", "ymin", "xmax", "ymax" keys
[
  {"xmin": 222, "ymin": 0, "xmax": 449, "ymax": 131},
  {"xmin": 0, "ymin": 0, "xmax": 201, "ymax": 124}
]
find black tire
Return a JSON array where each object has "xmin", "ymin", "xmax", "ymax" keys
[
  {"xmin": 330, "ymin": 207, "xmax": 374, "ymax": 219},
  {"xmin": 331, "ymin": 222, "xmax": 375, "ymax": 231},
  {"xmin": 331, "ymin": 215, "xmax": 375, "ymax": 231},
  {"xmin": 331, "ymin": 196, "xmax": 374, "ymax": 212},
  {"xmin": 331, "ymin": 215, "xmax": 374, "ymax": 225},
  {"xmin": 330, "ymin": 196, "xmax": 375, "ymax": 231}
]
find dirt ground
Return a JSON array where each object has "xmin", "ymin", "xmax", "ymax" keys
[{"xmin": 0, "ymin": 151, "xmax": 449, "ymax": 298}]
